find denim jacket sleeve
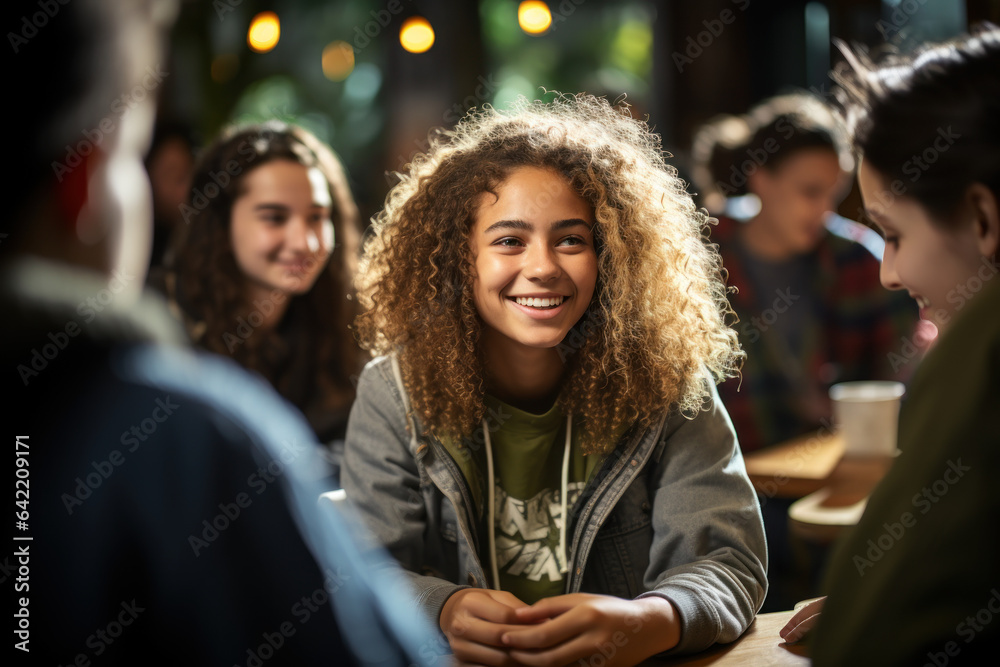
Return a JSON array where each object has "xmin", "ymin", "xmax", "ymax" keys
[
  {"xmin": 639, "ymin": 381, "xmax": 768, "ymax": 653},
  {"xmin": 341, "ymin": 358, "xmax": 466, "ymax": 623}
]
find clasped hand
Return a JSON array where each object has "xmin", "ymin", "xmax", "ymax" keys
[
  {"xmin": 778, "ymin": 596, "xmax": 826, "ymax": 644},
  {"xmin": 439, "ymin": 589, "xmax": 680, "ymax": 667}
]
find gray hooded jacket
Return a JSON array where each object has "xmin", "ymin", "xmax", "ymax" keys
[{"xmin": 342, "ymin": 356, "xmax": 768, "ymax": 655}]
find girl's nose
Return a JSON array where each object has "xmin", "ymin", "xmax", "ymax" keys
[
  {"xmin": 526, "ymin": 244, "xmax": 560, "ymax": 281},
  {"xmin": 286, "ymin": 218, "xmax": 320, "ymax": 254},
  {"xmin": 880, "ymin": 246, "xmax": 903, "ymax": 290}
]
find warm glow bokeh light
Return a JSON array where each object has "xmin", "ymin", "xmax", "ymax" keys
[
  {"xmin": 518, "ymin": 1, "xmax": 552, "ymax": 35},
  {"xmin": 248, "ymin": 12, "xmax": 280, "ymax": 53},
  {"xmin": 322, "ymin": 41, "xmax": 355, "ymax": 81},
  {"xmin": 399, "ymin": 17, "xmax": 434, "ymax": 53}
]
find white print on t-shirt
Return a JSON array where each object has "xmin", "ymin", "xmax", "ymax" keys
[{"xmin": 494, "ymin": 482, "xmax": 586, "ymax": 582}]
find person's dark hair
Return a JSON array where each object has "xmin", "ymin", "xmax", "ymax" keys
[
  {"xmin": 833, "ymin": 23, "xmax": 1000, "ymax": 222},
  {"xmin": 7, "ymin": 0, "xmax": 175, "ymax": 225},
  {"xmin": 145, "ymin": 119, "xmax": 200, "ymax": 169},
  {"xmin": 690, "ymin": 114, "xmax": 752, "ymax": 212},
  {"xmin": 169, "ymin": 121, "xmax": 362, "ymax": 425},
  {"xmin": 691, "ymin": 92, "xmax": 852, "ymax": 202}
]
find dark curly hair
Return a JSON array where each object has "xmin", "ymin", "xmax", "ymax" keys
[
  {"xmin": 168, "ymin": 121, "xmax": 362, "ymax": 436},
  {"xmin": 356, "ymin": 93, "xmax": 743, "ymax": 454}
]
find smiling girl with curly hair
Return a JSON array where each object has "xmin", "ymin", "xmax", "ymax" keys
[{"xmin": 343, "ymin": 93, "xmax": 767, "ymax": 665}]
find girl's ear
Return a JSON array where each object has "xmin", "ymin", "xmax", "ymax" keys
[{"xmin": 966, "ymin": 182, "xmax": 1000, "ymax": 259}]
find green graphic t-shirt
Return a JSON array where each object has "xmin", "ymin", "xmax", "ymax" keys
[{"xmin": 482, "ymin": 396, "xmax": 603, "ymax": 604}]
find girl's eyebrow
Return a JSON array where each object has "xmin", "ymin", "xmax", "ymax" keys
[
  {"xmin": 863, "ymin": 207, "xmax": 887, "ymax": 224},
  {"xmin": 253, "ymin": 203, "xmax": 329, "ymax": 212},
  {"xmin": 861, "ymin": 209, "xmax": 894, "ymax": 236},
  {"xmin": 482, "ymin": 218, "xmax": 590, "ymax": 234}
]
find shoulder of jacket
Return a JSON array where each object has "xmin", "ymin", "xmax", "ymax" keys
[{"xmin": 359, "ymin": 354, "xmax": 427, "ymax": 448}]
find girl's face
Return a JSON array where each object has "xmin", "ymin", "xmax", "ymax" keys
[
  {"xmin": 858, "ymin": 160, "xmax": 992, "ymax": 332},
  {"xmin": 470, "ymin": 166, "xmax": 597, "ymax": 355},
  {"xmin": 229, "ymin": 159, "xmax": 335, "ymax": 298},
  {"xmin": 750, "ymin": 148, "xmax": 846, "ymax": 256}
]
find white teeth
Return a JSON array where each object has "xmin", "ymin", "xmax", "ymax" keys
[{"xmin": 514, "ymin": 296, "xmax": 565, "ymax": 308}]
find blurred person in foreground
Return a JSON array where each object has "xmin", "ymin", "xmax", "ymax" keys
[
  {"xmin": 0, "ymin": 1, "xmax": 438, "ymax": 664},
  {"xmin": 780, "ymin": 25, "xmax": 1000, "ymax": 664}
]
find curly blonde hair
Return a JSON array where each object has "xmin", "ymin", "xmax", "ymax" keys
[{"xmin": 356, "ymin": 93, "xmax": 743, "ymax": 454}]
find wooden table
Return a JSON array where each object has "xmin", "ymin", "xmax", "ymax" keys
[
  {"xmin": 787, "ymin": 453, "xmax": 895, "ymax": 544},
  {"xmin": 744, "ymin": 431, "xmax": 845, "ymax": 499},
  {"xmin": 745, "ymin": 430, "xmax": 896, "ymax": 542},
  {"xmin": 653, "ymin": 610, "xmax": 809, "ymax": 665}
]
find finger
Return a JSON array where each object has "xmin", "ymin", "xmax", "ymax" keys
[
  {"xmin": 780, "ymin": 599, "xmax": 824, "ymax": 637},
  {"xmin": 459, "ymin": 596, "xmax": 523, "ymax": 625},
  {"xmin": 506, "ymin": 634, "xmax": 597, "ymax": 667},
  {"xmin": 781, "ymin": 613, "xmax": 821, "ymax": 644},
  {"xmin": 449, "ymin": 635, "xmax": 519, "ymax": 667},
  {"xmin": 489, "ymin": 590, "xmax": 530, "ymax": 610},
  {"xmin": 512, "ymin": 596, "xmax": 577, "ymax": 623},
  {"xmin": 793, "ymin": 596, "xmax": 826, "ymax": 612},
  {"xmin": 780, "ymin": 605, "xmax": 814, "ymax": 635},
  {"xmin": 779, "ymin": 613, "xmax": 806, "ymax": 637},
  {"xmin": 451, "ymin": 616, "xmax": 531, "ymax": 648},
  {"xmin": 501, "ymin": 611, "xmax": 585, "ymax": 650}
]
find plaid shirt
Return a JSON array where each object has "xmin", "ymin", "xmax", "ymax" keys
[{"xmin": 712, "ymin": 215, "xmax": 920, "ymax": 453}]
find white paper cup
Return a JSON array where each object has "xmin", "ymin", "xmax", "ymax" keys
[{"xmin": 829, "ymin": 381, "xmax": 905, "ymax": 457}]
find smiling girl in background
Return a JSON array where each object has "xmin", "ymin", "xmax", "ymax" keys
[
  {"xmin": 167, "ymin": 123, "xmax": 363, "ymax": 474},
  {"xmin": 779, "ymin": 25, "xmax": 1000, "ymax": 664},
  {"xmin": 342, "ymin": 93, "xmax": 767, "ymax": 665}
]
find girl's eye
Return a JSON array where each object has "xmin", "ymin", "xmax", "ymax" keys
[
  {"xmin": 494, "ymin": 237, "xmax": 523, "ymax": 248},
  {"xmin": 875, "ymin": 225, "xmax": 898, "ymax": 248},
  {"xmin": 558, "ymin": 235, "xmax": 586, "ymax": 247},
  {"xmin": 261, "ymin": 214, "xmax": 287, "ymax": 225}
]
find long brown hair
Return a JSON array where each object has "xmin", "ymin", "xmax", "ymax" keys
[{"xmin": 169, "ymin": 121, "xmax": 362, "ymax": 429}]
